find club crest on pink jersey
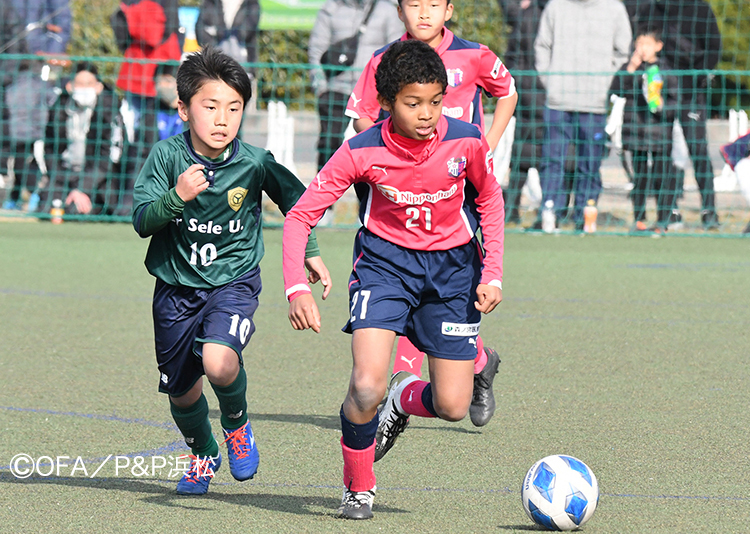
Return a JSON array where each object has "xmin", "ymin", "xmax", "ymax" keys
[
  {"xmin": 446, "ymin": 68, "xmax": 464, "ymax": 87},
  {"xmin": 447, "ymin": 156, "xmax": 467, "ymax": 177}
]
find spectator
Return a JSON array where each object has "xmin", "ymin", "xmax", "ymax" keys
[
  {"xmin": 113, "ymin": 64, "xmax": 181, "ymax": 218},
  {"xmin": 498, "ymin": 0, "xmax": 549, "ymax": 71},
  {"xmin": 12, "ymin": 0, "xmax": 70, "ymax": 56},
  {"xmin": 636, "ymin": 0, "xmax": 722, "ymax": 230},
  {"xmin": 0, "ymin": 0, "xmax": 28, "ymax": 198},
  {"xmin": 196, "ymin": 0, "xmax": 260, "ymax": 85},
  {"xmin": 39, "ymin": 62, "xmax": 124, "ymax": 216},
  {"xmin": 719, "ymin": 133, "xmax": 750, "ymax": 234},
  {"xmin": 609, "ymin": 26, "xmax": 679, "ymax": 233},
  {"xmin": 498, "ymin": 0, "xmax": 548, "ymax": 223},
  {"xmin": 533, "ymin": 0, "xmax": 631, "ymax": 230},
  {"xmin": 308, "ymin": 0, "xmax": 403, "ymax": 172},
  {"xmin": 111, "ymin": 0, "xmax": 181, "ymax": 133},
  {"xmin": 2, "ymin": 0, "xmax": 71, "ymax": 211},
  {"xmin": 151, "ymin": 63, "xmax": 183, "ymax": 141}
]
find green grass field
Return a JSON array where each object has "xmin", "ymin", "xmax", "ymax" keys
[{"xmin": 1, "ymin": 222, "xmax": 749, "ymax": 533}]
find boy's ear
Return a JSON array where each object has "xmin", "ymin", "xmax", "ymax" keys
[
  {"xmin": 656, "ymin": 40, "xmax": 664, "ymax": 53},
  {"xmin": 377, "ymin": 94, "xmax": 392, "ymax": 113},
  {"xmin": 177, "ymin": 100, "xmax": 190, "ymax": 121},
  {"xmin": 444, "ymin": 2, "xmax": 454, "ymax": 22}
]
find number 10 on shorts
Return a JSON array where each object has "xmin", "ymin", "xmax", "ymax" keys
[{"xmin": 229, "ymin": 314, "xmax": 251, "ymax": 344}]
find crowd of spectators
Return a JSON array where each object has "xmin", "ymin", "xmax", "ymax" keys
[{"xmin": 0, "ymin": 0, "xmax": 742, "ymax": 231}]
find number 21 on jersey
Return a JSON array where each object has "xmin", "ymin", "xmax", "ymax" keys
[{"xmin": 406, "ymin": 206, "xmax": 432, "ymax": 230}]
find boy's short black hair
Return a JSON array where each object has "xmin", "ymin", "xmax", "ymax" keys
[
  {"xmin": 176, "ymin": 46, "xmax": 253, "ymax": 106},
  {"xmin": 375, "ymin": 40, "xmax": 448, "ymax": 104},
  {"xmin": 636, "ymin": 24, "xmax": 662, "ymax": 42},
  {"xmin": 75, "ymin": 61, "xmax": 98, "ymax": 78}
]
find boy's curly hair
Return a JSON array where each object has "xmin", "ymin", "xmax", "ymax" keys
[{"xmin": 375, "ymin": 40, "xmax": 448, "ymax": 105}]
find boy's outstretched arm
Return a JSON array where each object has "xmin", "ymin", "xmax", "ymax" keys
[{"xmin": 485, "ymin": 91, "xmax": 518, "ymax": 151}]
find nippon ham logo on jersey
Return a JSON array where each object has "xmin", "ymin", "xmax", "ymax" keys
[
  {"xmin": 441, "ymin": 322, "xmax": 480, "ymax": 337},
  {"xmin": 442, "ymin": 106, "xmax": 464, "ymax": 119},
  {"xmin": 376, "ymin": 183, "xmax": 459, "ymax": 205},
  {"xmin": 446, "ymin": 68, "xmax": 463, "ymax": 87},
  {"xmin": 447, "ymin": 156, "xmax": 467, "ymax": 177}
]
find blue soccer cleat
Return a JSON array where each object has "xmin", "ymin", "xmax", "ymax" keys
[
  {"xmin": 176, "ymin": 454, "xmax": 221, "ymax": 495},
  {"xmin": 222, "ymin": 421, "xmax": 259, "ymax": 481}
]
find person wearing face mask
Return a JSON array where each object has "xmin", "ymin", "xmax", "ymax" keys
[
  {"xmin": 152, "ymin": 64, "xmax": 183, "ymax": 141},
  {"xmin": 38, "ymin": 62, "xmax": 124, "ymax": 216}
]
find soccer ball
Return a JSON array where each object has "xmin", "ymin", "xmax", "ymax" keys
[{"xmin": 521, "ymin": 454, "xmax": 599, "ymax": 531}]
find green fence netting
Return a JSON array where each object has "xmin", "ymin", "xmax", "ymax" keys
[{"xmin": 1, "ymin": 0, "xmax": 749, "ymax": 235}]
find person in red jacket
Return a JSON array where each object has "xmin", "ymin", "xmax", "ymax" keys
[{"xmin": 111, "ymin": 0, "xmax": 182, "ymax": 132}]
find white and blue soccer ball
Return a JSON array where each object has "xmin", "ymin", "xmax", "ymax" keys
[{"xmin": 521, "ymin": 454, "xmax": 599, "ymax": 531}]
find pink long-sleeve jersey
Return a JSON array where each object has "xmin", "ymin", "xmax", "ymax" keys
[{"xmin": 283, "ymin": 115, "xmax": 505, "ymax": 300}]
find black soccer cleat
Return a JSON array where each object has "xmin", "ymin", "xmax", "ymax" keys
[
  {"xmin": 374, "ymin": 371, "xmax": 414, "ymax": 462},
  {"xmin": 470, "ymin": 347, "xmax": 501, "ymax": 427}
]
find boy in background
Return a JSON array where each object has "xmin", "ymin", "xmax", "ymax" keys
[
  {"xmin": 609, "ymin": 26, "xmax": 679, "ymax": 233},
  {"xmin": 345, "ymin": 0, "xmax": 517, "ymax": 428},
  {"xmin": 132, "ymin": 47, "xmax": 330, "ymax": 495},
  {"xmin": 283, "ymin": 40, "xmax": 505, "ymax": 519}
]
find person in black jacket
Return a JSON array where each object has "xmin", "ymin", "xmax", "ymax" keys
[
  {"xmin": 636, "ymin": 0, "xmax": 722, "ymax": 229},
  {"xmin": 498, "ymin": 0, "xmax": 546, "ymax": 224},
  {"xmin": 610, "ymin": 26, "xmax": 679, "ymax": 232},
  {"xmin": 39, "ymin": 62, "xmax": 123, "ymax": 216},
  {"xmin": 196, "ymin": 0, "xmax": 260, "ymax": 82}
]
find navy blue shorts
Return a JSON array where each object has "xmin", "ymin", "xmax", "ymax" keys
[
  {"xmin": 343, "ymin": 229, "xmax": 482, "ymax": 360},
  {"xmin": 152, "ymin": 267, "xmax": 262, "ymax": 396}
]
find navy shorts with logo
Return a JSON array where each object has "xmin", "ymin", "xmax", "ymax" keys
[
  {"xmin": 343, "ymin": 228, "xmax": 482, "ymax": 360},
  {"xmin": 152, "ymin": 267, "xmax": 262, "ymax": 396}
]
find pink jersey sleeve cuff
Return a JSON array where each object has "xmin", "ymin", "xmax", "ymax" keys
[
  {"xmin": 286, "ymin": 284, "xmax": 311, "ymax": 302},
  {"xmin": 487, "ymin": 280, "xmax": 503, "ymax": 290}
]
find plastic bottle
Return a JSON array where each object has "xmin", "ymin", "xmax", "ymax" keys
[
  {"xmin": 541, "ymin": 200, "xmax": 556, "ymax": 233},
  {"xmin": 50, "ymin": 199, "xmax": 64, "ymax": 225},
  {"xmin": 644, "ymin": 64, "xmax": 664, "ymax": 114},
  {"xmin": 583, "ymin": 199, "xmax": 597, "ymax": 233}
]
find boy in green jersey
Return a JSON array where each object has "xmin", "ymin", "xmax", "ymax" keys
[{"xmin": 132, "ymin": 47, "xmax": 330, "ymax": 495}]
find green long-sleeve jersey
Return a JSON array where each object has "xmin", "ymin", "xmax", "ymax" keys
[{"xmin": 132, "ymin": 132, "xmax": 319, "ymax": 289}]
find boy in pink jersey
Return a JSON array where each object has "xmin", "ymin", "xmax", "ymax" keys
[
  {"xmin": 283, "ymin": 40, "xmax": 505, "ymax": 519},
  {"xmin": 345, "ymin": 0, "xmax": 517, "ymax": 427}
]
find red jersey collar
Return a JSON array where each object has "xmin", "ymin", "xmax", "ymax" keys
[
  {"xmin": 401, "ymin": 27, "xmax": 455, "ymax": 55},
  {"xmin": 381, "ymin": 115, "xmax": 448, "ymax": 162}
]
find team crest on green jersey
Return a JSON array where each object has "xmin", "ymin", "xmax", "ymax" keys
[{"xmin": 228, "ymin": 187, "xmax": 248, "ymax": 211}]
